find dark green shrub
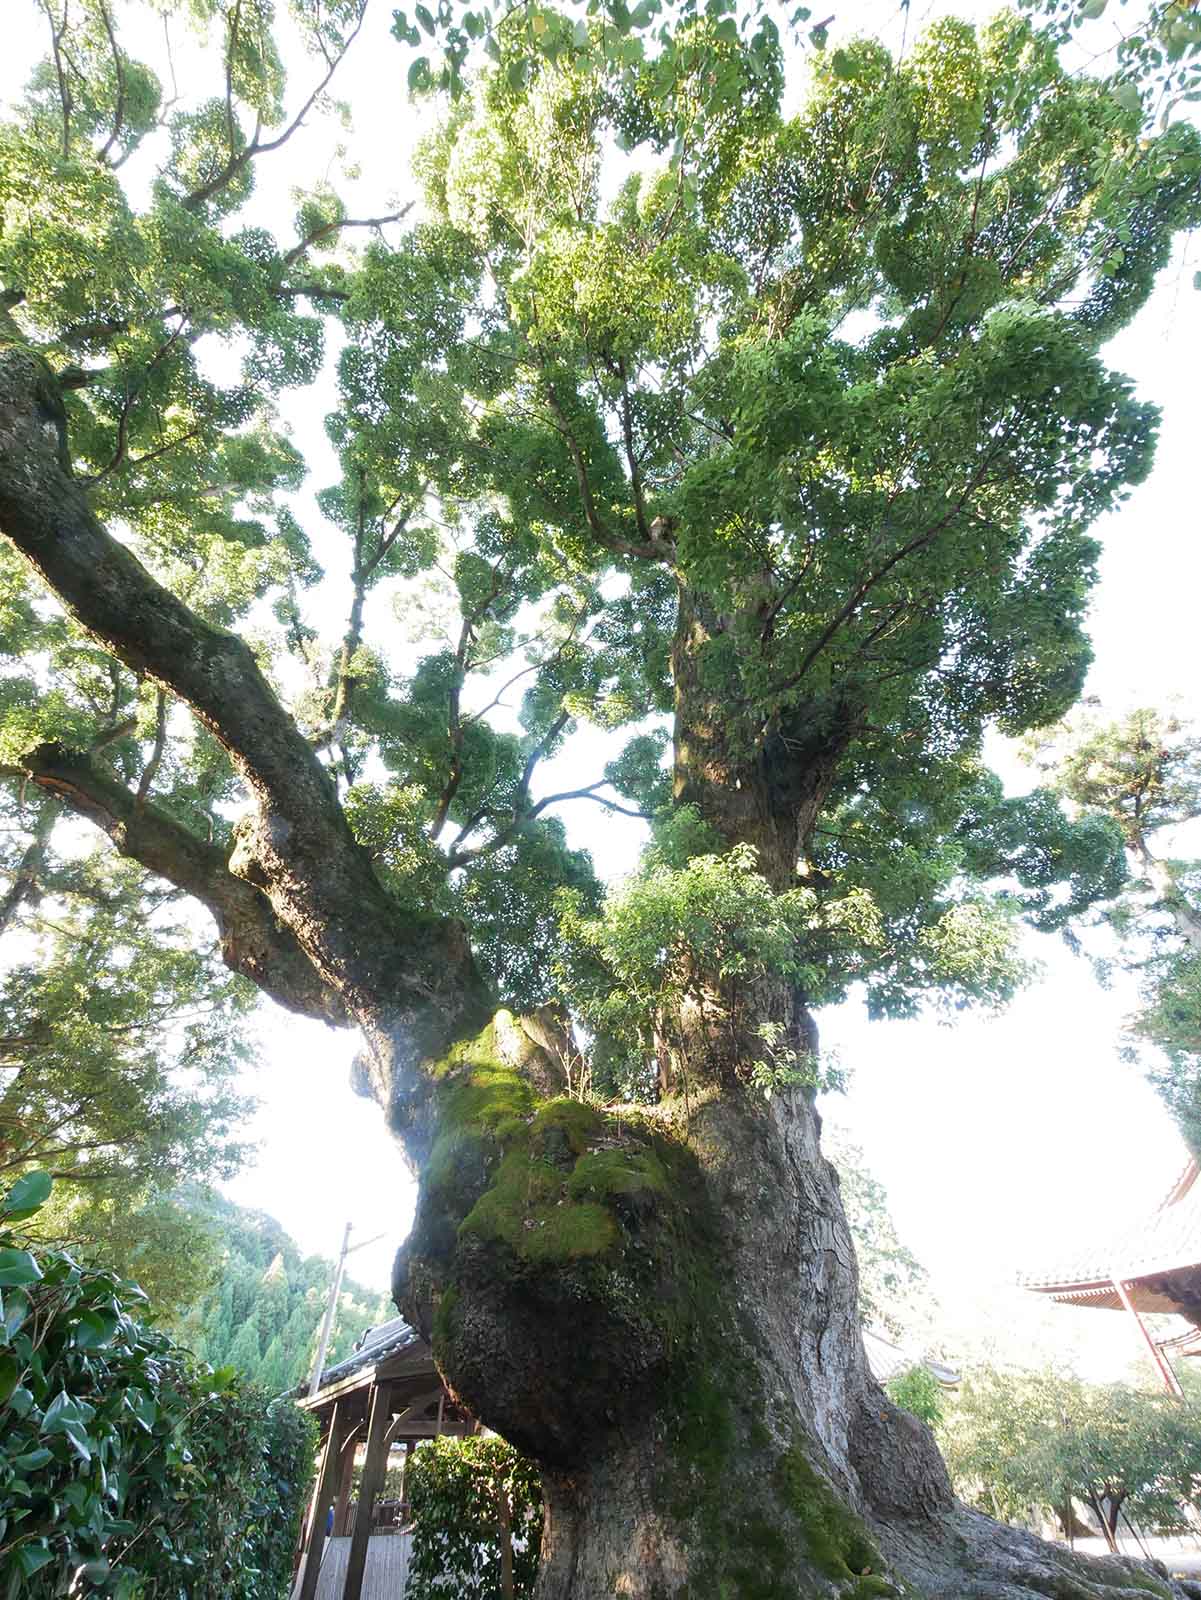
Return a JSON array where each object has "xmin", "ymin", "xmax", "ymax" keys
[
  {"xmin": 0, "ymin": 1172, "xmax": 315, "ymax": 1598},
  {"xmin": 406, "ymin": 1434, "xmax": 543, "ymax": 1598}
]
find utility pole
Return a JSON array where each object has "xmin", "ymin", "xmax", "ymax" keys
[
  {"xmin": 308, "ymin": 1221, "xmax": 352, "ymax": 1399},
  {"xmin": 306, "ymin": 1222, "xmax": 387, "ymax": 1399}
]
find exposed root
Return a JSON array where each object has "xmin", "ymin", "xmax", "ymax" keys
[{"xmin": 882, "ymin": 1507, "xmax": 1201, "ymax": 1600}]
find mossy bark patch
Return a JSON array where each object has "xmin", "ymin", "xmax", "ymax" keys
[
  {"xmin": 777, "ymin": 1440, "xmax": 885, "ymax": 1587},
  {"xmin": 566, "ymin": 1147, "xmax": 670, "ymax": 1202},
  {"xmin": 459, "ymin": 1150, "xmax": 619, "ymax": 1262},
  {"xmin": 422, "ymin": 1021, "xmax": 685, "ymax": 1272}
]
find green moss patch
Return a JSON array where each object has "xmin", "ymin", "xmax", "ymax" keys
[
  {"xmin": 531, "ymin": 1097, "xmax": 604, "ymax": 1154},
  {"xmin": 438, "ymin": 1058, "xmax": 534, "ymax": 1137},
  {"xmin": 432, "ymin": 1285, "xmax": 459, "ymax": 1353},
  {"xmin": 426, "ymin": 1026, "xmax": 678, "ymax": 1270},
  {"xmin": 458, "ymin": 1150, "xmax": 619, "ymax": 1263},
  {"xmin": 566, "ymin": 1147, "xmax": 669, "ymax": 1201},
  {"xmin": 777, "ymin": 1441, "xmax": 883, "ymax": 1586}
]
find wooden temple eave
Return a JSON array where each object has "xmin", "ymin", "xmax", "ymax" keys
[
  {"xmin": 297, "ymin": 1365, "xmax": 378, "ymax": 1412},
  {"xmin": 1018, "ymin": 1160, "xmax": 1201, "ymax": 1397},
  {"xmin": 1024, "ymin": 1269, "xmax": 1201, "ymax": 1320}
]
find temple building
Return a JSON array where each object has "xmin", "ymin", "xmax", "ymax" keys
[
  {"xmin": 290, "ymin": 1319, "xmax": 473, "ymax": 1600},
  {"xmin": 1020, "ymin": 1158, "xmax": 1201, "ymax": 1395}
]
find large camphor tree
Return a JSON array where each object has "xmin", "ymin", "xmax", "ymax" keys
[{"xmin": 2, "ymin": 0, "xmax": 1200, "ymax": 1593}]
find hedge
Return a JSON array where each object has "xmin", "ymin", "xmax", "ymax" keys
[
  {"xmin": 406, "ymin": 1434, "xmax": 543, "ymax": 1599},
  {"xmin": 0, "ymin": 1171, "xmax": 316, "ymax": 1598}
]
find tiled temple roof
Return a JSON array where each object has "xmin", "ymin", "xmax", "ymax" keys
[
  {"xmin": 1019, "ymin": 1160, "xmax": 1201, "ymax": 1311},
  {"xmin": 288, "ymin": 1316, "xmax": 421, "ymax": 1399}
]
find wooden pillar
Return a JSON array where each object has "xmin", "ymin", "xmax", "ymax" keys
[
  {"xmin": 398, "ymin": 1441, "xmax": 411, "ymax": 1524},
  {"xmin": 294, "ymin": 1414, "xmax": 330, "ymax": 1579},
  {"xmin": 1111, "ymin": 1274, "xmax": 1185, "ymax": 1397},
  {"xmin": 298, "ymin": 1400, "xmax": 348, "ymax": 1600},
  {"xmin": 332, "ymin": 1432, "xmax": 359, "ymax": 1537},
  {"xmin": 342, "ymin": 1383, "xmax": 392, "ymax": 1600}
]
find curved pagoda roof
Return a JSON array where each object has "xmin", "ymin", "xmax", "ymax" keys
[{"xmin": 1019, "ymin": 1160, "xmax": 1201, "ymax": 1321}]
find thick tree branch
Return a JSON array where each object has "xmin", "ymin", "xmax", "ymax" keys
[
  {"xmin": 3, "ymin": 741, "xmax": 346, "ymax": 1025},
  {"xmin": 616, "ymin": 357, "xmax": 650, "ymax": 542},
  {"xmin": 0, "ymin": 348, "xmax": 490, "ymax": 1098}
]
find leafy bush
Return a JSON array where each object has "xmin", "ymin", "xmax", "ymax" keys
[
  {"xmin": 406, "ymin": 1434, "xmax": 543, "ymax": 1598},
  {"xmin": 885, "ymin": 1365, "xmax": 945, "ymax": 1428},
  {"xmin": 0, "ymin": 1171, "xmax": 316, "ymax": 1597}
]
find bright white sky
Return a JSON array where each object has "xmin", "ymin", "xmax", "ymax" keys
[{"xmin": 4, "ymin": 0, "xmax": 1199, "ymax": 1381}]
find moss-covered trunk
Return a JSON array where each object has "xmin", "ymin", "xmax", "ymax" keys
[
  {"xmin": 389, "ymin": 1005, "xmax": 1199, "ymax": 1599},
  {"xmin": 382, "ymin": 576, "xmax": 1201, "ymax": 1599},
  {"xmin": 391, "ymin": 999, "xmax": 919, "ymax": 1595}
]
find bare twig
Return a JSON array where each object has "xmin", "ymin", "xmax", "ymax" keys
[
  {"xmin": 182, "ymin": 0, "xmax": 369, "ymax": 214},
  {"xmin": 282, "ymin": 204, "xmax": 412, "ymax": 270},
  {"xmin": 40, "ymin": 0, "xmax": 73, "ymax": 157},
  {"xmin": 95, "ymin": 0, "xmax": 127, "ymax": 163}
]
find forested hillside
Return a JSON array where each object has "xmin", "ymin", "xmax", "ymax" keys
[{"xmin": 172, "ymin": 1190, "xmax": 392, "ymax": 1395}]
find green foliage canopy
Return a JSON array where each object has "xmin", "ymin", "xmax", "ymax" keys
[
  {"xmin": 0, "ymin": 807, "xmax": 256, "ymax": 1310},
  {"xmin": 0, "ymin": 0, "xmax": 1198, "ymax": 1159},
  {"xmin": 942, "ymin": 1364, "xmax": 1201, "ymax": 1551}
]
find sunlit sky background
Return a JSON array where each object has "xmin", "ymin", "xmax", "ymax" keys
[{"xmin": 4, "ymin": 0, "xmax": 1199, "ymax": 1380}]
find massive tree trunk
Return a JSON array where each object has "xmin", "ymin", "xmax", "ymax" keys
[
  {"xmin": 3, "ymin": 352, "xmax": 1197, "ymax": 1600},
  {"xmin": 388, "ymin": 584, "xmax": 1199, "ymax": 1600},
  {"xmin": 391, "ymin": 999, "xmax": 1196, "ymax": 1599}
]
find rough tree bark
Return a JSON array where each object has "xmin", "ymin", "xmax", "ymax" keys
[{"xmin": 2, "ymin": 350, "xmax": 1197, "ymax": 1599}]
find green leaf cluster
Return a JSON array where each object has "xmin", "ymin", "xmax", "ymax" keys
[
  {"xmin": 406, "ymin": 1433, "xmax": 543, "ymax": 1599},
  {"xmin": 556, "ymin": 830, "xmax": 818, "ymax": 1089},
  {"xmin": 943, "ymin": 1364, "xmax": 1201, "ymax": 1547},
  {"xmin": 885, "ymin": 1366, "xmax": 945, "ymax": 1430},
  {"xmin": 1029, "ymin": 0, "xmax": 1201, "ymax": 142},
  {"xmin": 0, "ymin": 1173, "xmax": 316, "ymax": 1598}
]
